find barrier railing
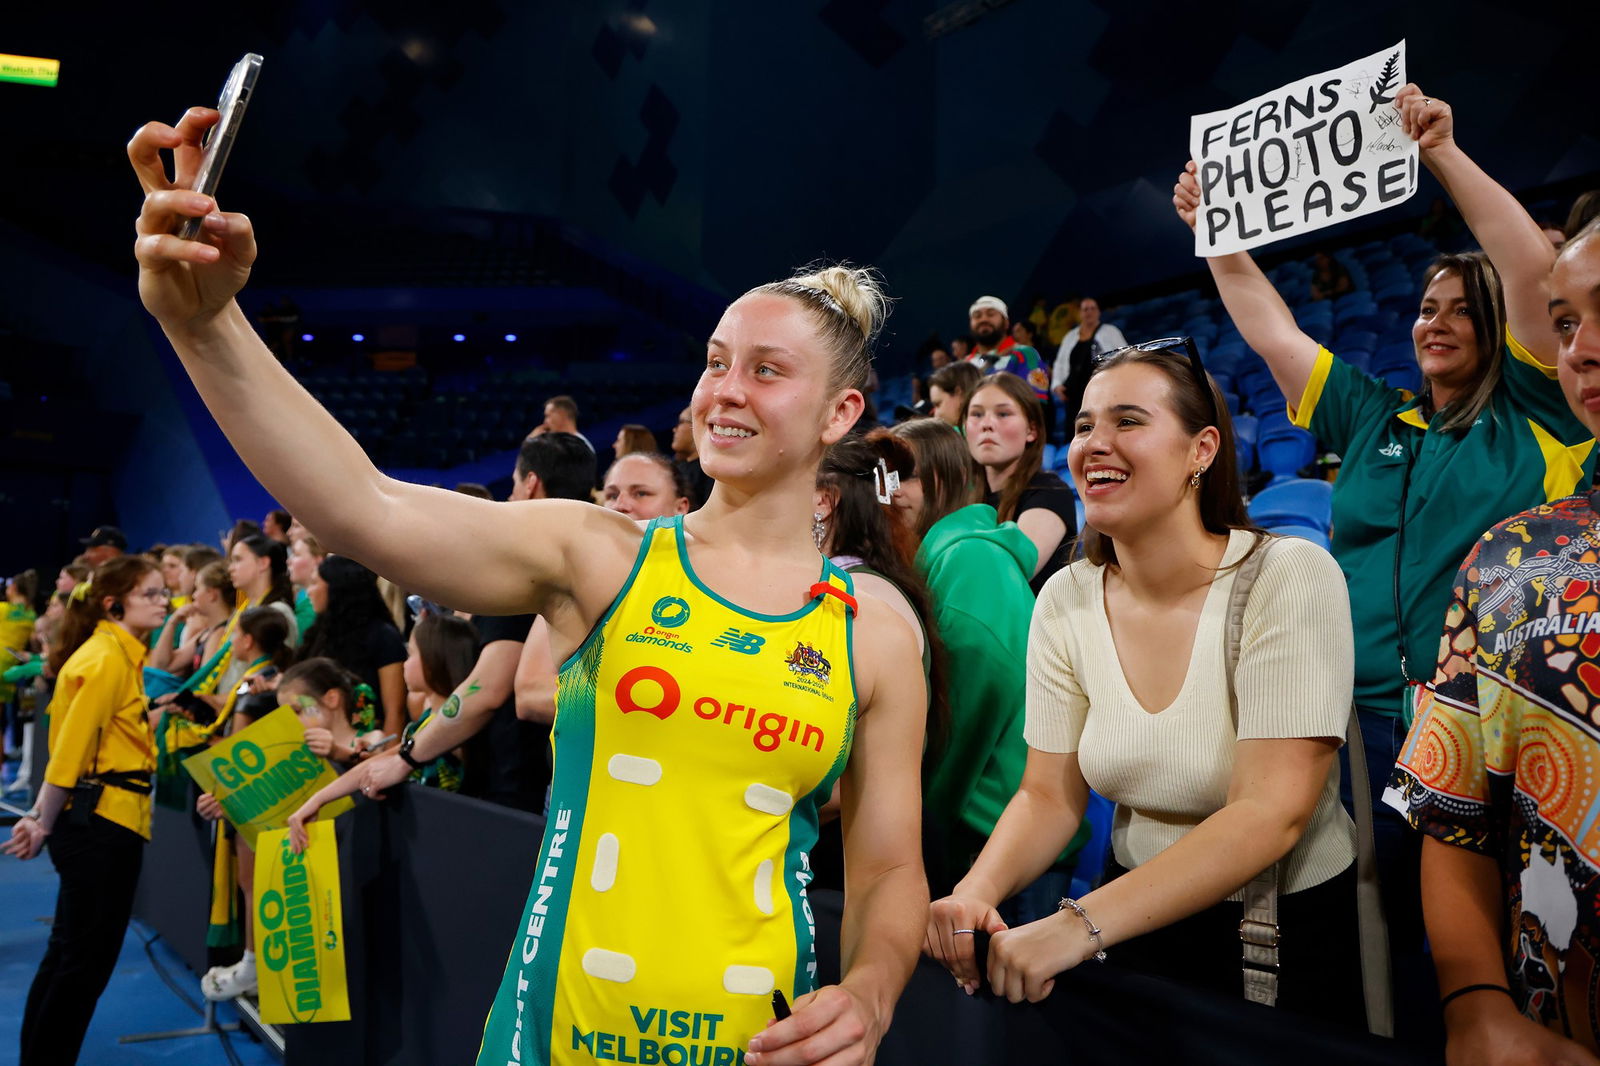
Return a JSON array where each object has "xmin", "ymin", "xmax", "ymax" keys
[{"xmin": 133, "ymin": 788, "xmax": 1439, "ymax": 1065}]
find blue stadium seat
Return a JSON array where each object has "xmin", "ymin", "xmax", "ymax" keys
[
  {"xmin": 1249, "ymin": 478, "xmax": 1333, "ymax": 531},
  {"xmin": 1381, "ymin": 362, "xmax": 1423, "ymax": 394},
  {"xmin": 1256, "ymin": 423, "xmax": 1318, "ymax": 479},
  {"xmin": 1068, "ymin": 791, "xmax": 1116, "ymax": 899},
  {"xmin": 1371, "ymin": 344, "xmax": 1422, "ymax": 393},
  {"xmin": 1334, "ymin": 329, "xmax": 1378, "ymax": 354},
  {"xmin": 1232, "ymin": 414, "xmax": 1258, "ymax": 472},
  {"xmin": 1256, "ymin": 409, "xmax": 1292, "ymax": 436},
  {"xmin": 1246, "ymin": 381, "xmax": 1285, "ymax": 416}
]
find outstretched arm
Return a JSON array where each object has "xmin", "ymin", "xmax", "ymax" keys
[
  {"xmin": 1397, "ymin": 85, "xmax": 1558, "ymax": 361},
  {"xmin": 127, "ymin": 109, "xmax": 614, "ymax": 617},
  {"xmin": 1174, "ymin": 162, "xmax": 1321, "ymax": 404}
]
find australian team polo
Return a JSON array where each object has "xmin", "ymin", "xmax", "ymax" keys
[{"xmin": 1292, "ymin": 332, "xmax": 1595, "ymax": 718}]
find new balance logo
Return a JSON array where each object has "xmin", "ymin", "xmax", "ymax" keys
[{"xmin": 710, "ymin": 629, "xmax": 766, "ymax": 655}]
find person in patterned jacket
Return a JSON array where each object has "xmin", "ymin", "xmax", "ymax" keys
[{"xmin": 1387, "ymin": 219, "xmax": 1600, "ymax": 1063}]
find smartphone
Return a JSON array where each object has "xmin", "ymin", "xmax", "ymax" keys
[
  {"xmin": 176, "ymin": 53, "xmax": 263, "ymax": 241},
  {"xmin": 174, "ymin": 689, "xmax": 218, "ymax": 726}
]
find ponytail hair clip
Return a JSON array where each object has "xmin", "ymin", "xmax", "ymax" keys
[
  {"xmin": 70, "ymin": 580, "xmax": 93, "ymax": 603},
  {"xmin": 873, "ymin": 458, "xmax": 900, "ymax": 505}
]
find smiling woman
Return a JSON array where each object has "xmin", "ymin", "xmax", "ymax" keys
[
  {"xmin": 928, "ymin": 345, "xmax": 1366, "ymax": 1029},
  {"xmin": 1173, "ymin": 85, "xmax": 1595, "ymax": 1042},
  {"xmin": 126, "ymin": 101, "xmax": 927, "ymax": 1066}
]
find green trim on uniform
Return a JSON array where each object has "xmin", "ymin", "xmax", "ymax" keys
[
  {"xmin": 1304, "ymin": 332, "xmax": 1595, "ymax": 717},
  {"xmin": 672, "ymin": 518, "xmax": 829, "ymax": 624}
]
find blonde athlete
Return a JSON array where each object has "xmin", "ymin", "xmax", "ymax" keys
[{"xmin": 129, "ymin": 107, "xmax": 926, "ymax": 1066}]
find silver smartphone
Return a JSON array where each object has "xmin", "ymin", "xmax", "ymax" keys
[{"xmin": 176, "ymin": 53, "xmax": 263, "ymax": 241}]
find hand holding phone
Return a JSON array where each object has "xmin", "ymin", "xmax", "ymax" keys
[
  {"xmin": 175, "ymin": 53, "xmax": 262, "ymax": 241},
  {"xmin": 364, "ymin": 733, "xmax": 401, "ymax": 755}
]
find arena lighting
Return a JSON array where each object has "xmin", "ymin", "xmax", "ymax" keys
[
  {"xmin": 504, "ymin": 333, "xmax": 518, "ymax": 342},
  {"xmin": 352, "ymin": 333, "xmax": 365, "ymax": 342},
  {"xmin": 0, "ymin": 53, "xmax": 60, "ymax": 87},
  {"xmin": 301, "ymin": 333, "xmax": 314, "ymax": 342},
  {"xmin": 453, "ymin": 333, "xmax": 466, "ymax": 342}
]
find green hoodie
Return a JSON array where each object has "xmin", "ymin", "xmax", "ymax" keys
[{"xmin": 916, "ymin": 504, "xmax": 1086, "ymax": 891}]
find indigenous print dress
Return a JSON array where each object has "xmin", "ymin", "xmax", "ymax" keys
[{"xmin": 1388, "ymin": 492, "xmax": 1600, "ymax": 1049}]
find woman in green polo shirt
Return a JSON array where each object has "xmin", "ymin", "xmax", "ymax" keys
[{"xmin": 1173, "ymin": 84, "xmax": 1594, "ymax": 1046}]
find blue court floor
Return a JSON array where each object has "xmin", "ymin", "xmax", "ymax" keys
[{"xmin": 0, "ymin": 843, "xmax": 278, "ymax": 1066}]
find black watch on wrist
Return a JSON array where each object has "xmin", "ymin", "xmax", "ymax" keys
[{"xmin": 397, "ymin": 733, "xmax": 424, "ymax": 771}]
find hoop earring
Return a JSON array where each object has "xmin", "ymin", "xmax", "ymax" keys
[
  {"xmin": 1189, "ymin": 468, "xmax": 1205, "ymax": 489},
  {"xmin": 813, "ymin": 512, "xmax": 827, "ymax": 550}
]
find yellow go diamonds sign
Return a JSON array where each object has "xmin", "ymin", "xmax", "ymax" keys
[
  {"xmin": 183, "ymin": 707, "xmax": 353, "ymax": 846},
  {"xmin": 253, "ymin": 823, "xmax": 350, "ymax": 1024}
]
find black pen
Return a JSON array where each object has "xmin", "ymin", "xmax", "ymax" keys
[{"xmin": 771, "ymin": 989, "xmax": 791, "ymax": 1020}]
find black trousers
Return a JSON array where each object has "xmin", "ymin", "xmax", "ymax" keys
[
  {"xmin": 20, "ymin": 813, "xmax": 145, "ymax": 1066},
  {"xmin": 1103, "ymin": 859, "xmax": 1367, "ymax": 1031}
]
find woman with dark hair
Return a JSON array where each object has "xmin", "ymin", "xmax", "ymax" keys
[
  {"xmin": 1175, "ymin": 86, "xmax": 1593, "ymax": 1038},
  {"xmin": 810, "ymin": 430, "xmax": 950, "ymax": 896},
  {"xmin": 262, "ymin": 507, "xmax": 292, "ymax": 543},
  {"xmin": 928, "ymin": 344, "xmax": 1362, "ymax": 1027},
  {"xmin": 966, "ymin": 373, "xmax": 1077, "ymax": 593},
  {"xmin": 890, "ymin": 418, "xmax": 1086, "ymax": 905},
  {"xmin": 276, "ymin": 656, "xmax": 381, "ymax": 762},
  {"xmin": 298, "ymin": 555, "xmax": 407, "ymax": 737},
  {"xmin": 291, "ymin": 611, "xmax": 479, "ymax": 821},
  {"xmin": 6, "ymin": 555, "xmax": 167, "ymax": 1064},
  {"xmin": 612, "ymin": 423, "xmax": 660, "ymax": 458},
  {"xmin": 598, "ymin": 452, "xmax": 692, "ymax": 519},
  {"xmin": 927, "ymin": 361, "xmax": 983, "ymax": 428},
  {"xmin": 55, "ymin": 562, "xmax": 90, "ymax": 597}
]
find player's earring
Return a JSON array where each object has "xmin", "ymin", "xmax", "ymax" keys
[
  {"xmin": 1190, "ymin": 467, "xmax": 1205, "ymax": 488},
  {"xmin": 813, "ymin": 512, "xmax": 827, "ymax": 550}
]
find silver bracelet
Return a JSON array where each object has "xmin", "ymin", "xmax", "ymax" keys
[{"xmin": 1058, "ymin": 897, "xmax": 1107, "ymax": 962}]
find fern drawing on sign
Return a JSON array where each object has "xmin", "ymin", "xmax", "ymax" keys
[{"xmin": 1368, "ymin": 51, "xmax": 1400, "ymax": 113}]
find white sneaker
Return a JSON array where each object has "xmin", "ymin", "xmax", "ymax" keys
[{"xmin": 201, "ymin": 957, "xmax": 258, "ymax": 1001}]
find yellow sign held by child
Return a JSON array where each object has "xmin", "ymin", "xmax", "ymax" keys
[
  {"xmin": 253, "ymin": 823, "xmax": 350, "ymax": 1024},
  {"xmin": 182, "ymin": 707, "xmax": 353, "ymax": 846}
]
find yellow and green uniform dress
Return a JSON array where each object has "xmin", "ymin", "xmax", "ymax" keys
[
  {"xmin": 477, "ymin": 516, "xmax": 859, "ymax": 1066},
  {"xmin": 1292, "ymin": 332, "xmax": 1595, "ymax": 721},
  {"xmin": 0, "ymin": 600, "xmax": 36, "ymax": 703}
]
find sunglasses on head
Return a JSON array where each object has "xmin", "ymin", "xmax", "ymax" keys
[
  {"xmin": 1097, "ymin": 336, "xmax": 1216, "ymax": 425},
  {"xmin": 405, "ymin": 594, "xmax": 450, "ymax": 620}
]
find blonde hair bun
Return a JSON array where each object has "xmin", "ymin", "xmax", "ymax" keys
[{"xmin": 786, "ymin": 262, "xmax": 890, "ymax": 344}]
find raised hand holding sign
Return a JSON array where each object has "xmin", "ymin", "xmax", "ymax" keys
[{"xmin": 1189, "ymin": 40, "xmax": 1418, "ymax": 256}]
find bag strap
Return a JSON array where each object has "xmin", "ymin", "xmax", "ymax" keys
[
  {"xmin": 1346, "ymin": 707, "xmax": 1395, "ymax": 1036},
  {"xmin": 1225, "ymin": 533, "xmax": 1394, "ymax": 1035},
  {"xmin": 1224, "ymin": 538, "xmax": 1283, "ymax": 1008}
]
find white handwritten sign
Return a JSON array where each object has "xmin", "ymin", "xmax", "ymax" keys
[{"xmin": 1190, "ymin": 41, "xmax": 1417, "ymax": 256}]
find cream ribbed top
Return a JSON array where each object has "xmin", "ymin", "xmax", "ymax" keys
[{"xmin": 1024, "ymin": 530, "xmax": 1356, "ymax": 896}]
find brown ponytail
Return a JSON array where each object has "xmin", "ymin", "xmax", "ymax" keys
[{"xmin": 51, "ymin": 555, "xmax": 158, "ymax": 674}]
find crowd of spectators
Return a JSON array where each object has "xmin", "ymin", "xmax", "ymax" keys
[{"xmin": 9, "ymin": 80, "xmax": 1600, "ymax": 1066}]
